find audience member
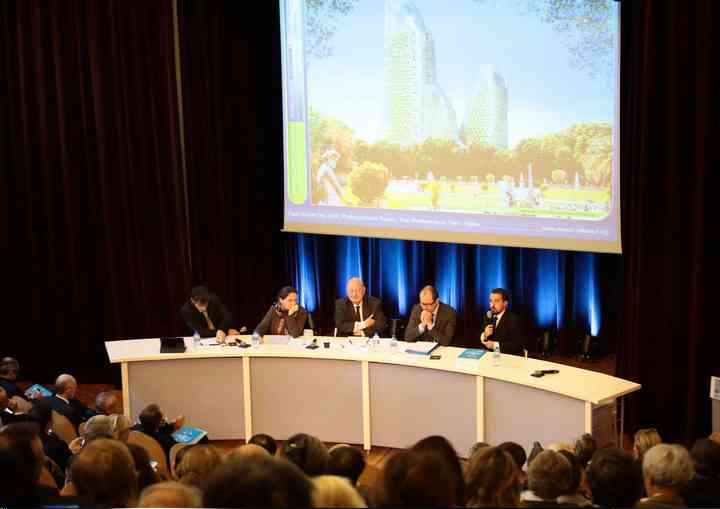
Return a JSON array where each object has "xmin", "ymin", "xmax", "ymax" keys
[
  {"xmin": 127, "ymin": 442, "xmax": 160, "ymax": 493},
  {"xmin": 249, "ymin": 432, "xmax": 278, "ymax": 455},
  {"xmin": 468, "ymin": 441, "xmax": 490, "ymax": 460},
  {"xmin": 328, "ymin": 444, "xmax": 366, "ymax": 486},
  {"xmin": 574, "ymin": 433, "xmax": 597, "ymax": 470},
  {"xmin": 175, "ymin": 443, "xmax": 223, "ymax": 487},
  {"xmin": 95, "ymin": 391, "xmax": 123, "ymax": 415},
  {"xmin": 683, "ymin": 438, "xmax": 720, "ymax": 507},
  {"xmin": 203, "ymin": 455, "xmax": 313, "ymax": 508},
  {"xmin": 634, "ymin": 428, "xmax": 663, "ymax": 464},
  {"xmin": 282, "ymin": 432, "xmax": 329, "ymax": 477},
  {"xmin": 498, "ymin": 441, "xmax": 528, "ymax": 487},
  {"xmin": 0, "ymin": 357, "xmax": 26, "ymax": 400},
  {"xmin": 521, "ymin": 449, "xmax": 572, "ymax": 506},
  {"xmin": 587, "ymin": 447, "xmax": 643, "ymax": 508},
  {"xmin": 374, "ymin": 449, "xmax": 460, "ymax": 507},
  {"xmin": 46, "ymin": 373, "xmax": 96, "ymax": 430},
  {"xmin": 28, "ymin": 397, "xmax": 72, "ymax": 472},
  {"xmin": 132, "ymin": 403, "xmax": 182, "ymax": 460},
  {"xmin": 464, "ymin": 446, "xmax": 521, "ymax": 507},
  {"xmin": 412, "ymin": 435, "xmax": 465, "ymax": 503},
  {"xmin": 226, "ymin": 443, "xmax": 271, "ymax": 463},
  {"xmin": 111, "ymin": 413, "xmax": 132, "ymax": 442},
  {"xmin": 312, "ymin": 475, "xmax": 367, "ymax": 508},
  {"xmin": 0, "ymin": 385, "xmax": 29, "ymax": 426},
  {"xmin": 638, "ymin": 443, "xmax": 694, "ymax": 507},
  {"xmin": 557, "ymin": 449, "xmax": 592, "ymax": 506},
  {"xmin": 69, "ymin": 413, "xmax": 114, "ymax": 454},
  {"xmin": 138, "ymin": 481, "xmax": 203, "ymax": 508},
  {"xmin": 70, "ymin": 438, "xmax": 138, "ymax": 507}
]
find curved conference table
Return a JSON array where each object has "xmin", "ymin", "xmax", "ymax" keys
[{"xmin": 105, "ymin": 337, "xmax": 640, "ymax": 456}]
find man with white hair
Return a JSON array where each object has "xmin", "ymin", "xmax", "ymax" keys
[
  {"xmin": 334, "ymin": 277, "xmax": 386, "ymax": 337},
  {"xmin": 638, "ymin": 443, "xmax": 694, "ymax": 507},
  {"xmin": 44, "ymin": 374, "xmax": 96, "ymax": 430}
]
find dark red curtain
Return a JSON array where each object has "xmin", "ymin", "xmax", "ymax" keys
[
  {"xmin": 618, "ymin": 0, "xmax": 720, "ymax": 443},
  {"xmin": 0, "ymin": 1, "xmax": 191, "ymax": 382}
]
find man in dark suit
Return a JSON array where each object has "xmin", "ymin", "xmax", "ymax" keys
[
  {"xmin": 480, "ymin": 288, "xmax": 525, "ymax": 355},
  {"xmin": 180, "ymin": 286, "xmax": 239, "ymax": 343},
  {"xmin": 131, "ymin": 403, "xmax": 182, "ymax": 461},
  {"xmin": 0, "ymin": 357, "xmax": 27, "ymax": 401},
  {"xmin": 44, "ymin": 374, "xmax": 96, "ymax": 430},
  {"xmin": 334, "ymin": 277, "xmax": 386, "ymax": 337},
  {"xmin": 405, "ymin": 286, "xmax": 457, "ymax": 346}
]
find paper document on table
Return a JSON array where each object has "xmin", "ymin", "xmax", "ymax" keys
[{"xmin": 404, "ymin": 341, "xmax": 439, "ymax": 355}]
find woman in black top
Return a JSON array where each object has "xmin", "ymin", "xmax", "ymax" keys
[{"xmin": 254, "ymin": 286, "xmax": 308, "ymax": 338}]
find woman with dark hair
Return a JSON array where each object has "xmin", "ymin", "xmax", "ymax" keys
[
  {"xmin": 464, "ymin": 447, "xmax": 521, "ymax": 507},
  {"xmin": 254, "ymin": 287, "xmax": 308, "ymax": 338},
  {"xmin": 412, "ymin": 435, "xmax": 465, "ymax": 504},
  {"xmin": 281, "ymin": 433, "xmax": 328, "ymax": 477},
  {"xmin": 126, "ymin": 443, "xmax": 160, "ymax": 493}
]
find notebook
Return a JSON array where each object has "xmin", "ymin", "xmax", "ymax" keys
[
  {"xmin": 172, "ymin": 426, "xmax": 208, "ymax": 444},
  {"xmin": 458, "ymin": 349, "xmax": 487, "ymax": 360},
  {"xmin": 160, "ymin": 337, "xmax": 186, "ymax": 353},
  {"xmin": 24, "ymin": 384, "xmax": 53, "ymax": 398},
  {"xmin": 405, "ymin": 341, "xmax": 440, "ymax": 355}
]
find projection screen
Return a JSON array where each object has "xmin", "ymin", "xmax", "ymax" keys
[{"xmin": 280, "ymin": 0, "xmax": 621, "ymax": 253}]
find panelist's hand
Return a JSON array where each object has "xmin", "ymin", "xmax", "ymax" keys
[
  {"xmin": 216, "ymin": 330, "xmax": 226, "ymax": 343},
  {"xmin": 484, "ymin": 325, "xmax": 494, "ymax": 338},
  {"xmin": 364, "ymin": 315, "xmax": 376, "ymax": 329},
  {"xmin": 482, "ymin": 339, "xmax": 496, "ymax": 350},
  {"xmin": 421, "ymin": 310, "xmax": 433, "ymax": 326},
  {"xmin": 171, "ymin": 414, "xmax": 185, "ymax": 431},
  {"xmin": 228, "ymin": 328, "xmax": 240, "ymax": 336},
  {"xmin": 288, "ymin": 304, "xmax": 299, "ymax": 316}
]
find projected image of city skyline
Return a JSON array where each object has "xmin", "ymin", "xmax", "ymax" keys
[{"xmin": 304, "ymin": 0, "xmax": 618, "ymax": 220}]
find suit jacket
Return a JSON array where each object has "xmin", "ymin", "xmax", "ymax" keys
[
  {"xmin": 254, "ymin": 304, "xmax": 308, "ymax": 338},
  {"xmin": 44, "ymin": 395, "xmax": 96, "ymax": 430},
  {"xmin": 481, "ymin": 309, "xmax": 525, "ymax": 355},
  {"xmin": 0, "ymin": 408, "xmax": 32, "ymax": 427},
  {"xmin": 41, "ymin": 431, "xmax": 72, "ymax": 473},
  {"xmin": 0, "ymin": 377, "xmax": 26, "ymax": 400},
  {"xmin": 404, "ymin": 302, "xmax": 457, "ymax": 346},
  {"xmin": 180, "ymin": 293, "xmax": 233, "ymax": 337},
  {"xmin": 683, "ymin": 476, "xmax": 720, "ymax": 508},
  {"xmin": 131, "ymin": 423, "xmax": 177, "ymax": 462},
  {"xmin": 334, "ymin": 296, "xmax": 386, "ymax": 337}
]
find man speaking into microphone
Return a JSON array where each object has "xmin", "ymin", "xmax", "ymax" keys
[{"xmin": 480, "ymin": 288, "xmax": 525, "ymax": 355}]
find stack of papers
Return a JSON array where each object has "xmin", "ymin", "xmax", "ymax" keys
[
  {"xmin": 24, "ymin": 384, "xmax": 53, "ymax": 398},
  {"xmin": 172, "ymin": 426, "xmax": 208, "ymax": 444},
  {"xmin": 404, "ymin": 341, "xmax": 439, "ymax": 355},
  {"xmin": 458, "ymin": 349, "xmax": 487, "ymax": 360}
]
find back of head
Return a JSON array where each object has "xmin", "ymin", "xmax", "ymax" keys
[
  {"xmin": 574, "ymin": 433, "xmax": 597, "ymax": 469},
  {"xmin": 203, "ymin": 455, "xmax": 313, "ymax": 508},
  {"xmin": 328, "ymin": 445, "xmax": 366, "ymax": 485},
  {"xmin": 139, "ymin": 403, "xmax": 163, "ymax": 432},
  {"xmin": 227, "ymin": 443, "xmax": 270, "ymax": 464},
  {"xmin": 83, "ymin": 414, "xmax": 114, "ymax": 441},
  {"xmin": 468, "ymin": 441, "xmax": 490, "ymax": 460},
  {"xmin": 94, "ymin": 391, "xmax": 121, "ymax": 415},
  {"xmin": 527, "ymin": 449, "xmax": 571, "ymax": 499},
  {"xmin": 138, "ymin": 481, "xmax": 202, "ymax": 508},
  {"xmin": 587, "ymin": 447, "xmax": 643, "ymax": 508},
  {"xmin": 642, "ymin": 443, "xmax": 694, "ymax": 490},
  {"xmin": 0, "ymin": 425, "xmax": 42, "ymax": 503},
  {"xmin": 634, "ymin": 428, "xmax": 662, "ymax": 462},
  {"xmin": 312, "ymin": 475, "xmax": 367, "ymax": 508},
  {"xmin": 71, "ymin": 438, "xmax": 137, "ymax": 507},
  {"xmin": 557, "ymin": 450, "xmax": 583, "ymax": 495},
  {"xmin": 375, "ymin": 449, "xmax": 459, "ymax": 507},
  {"xmin": 126, "ymin": 442, "xmax": 160, "ymax": 493},
  {"xmin": 411, "ymin": 435, "xmax": 464, "ymax": 503},
  {"xmin": 176, "ymin": 444, "xmax": 223, "ymax": 486},
  {"xmin": 28, "ymin": 397, "xmax": 53, "ymax": 431},
  {"xmin": 0, "ymin": 357, "xmax": 19, "ymax": 377},
  {"xmin": 282, "ymin": 433, "xmax": 328, "ymax": 477},
  {"xmin": 498, "ymin": 441, "xmax": 527, "ymax": 471},
  {"xmin": 691, "ymin": 438, "xmax": 720, "ymax": 477},
  {"xmin": 110, "ymin": 413, "xmax": 132, "ymax": 442},
  {"xmin": 54, "ymin": 373, "xmax": 77, "ymax": 397},
  {"xmin": 464, "ymin": 446, "xmax": 521, "ymax": 507},
  {"xmin": 249, "ymin": 433, "xmax": 277, "ymax": 456}
]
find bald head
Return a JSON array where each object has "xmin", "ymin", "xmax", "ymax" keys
[
  {"xmin": 227, "ymin": 443, "xmax": 271, "ymax": 463},
  {"xmin": 138, "ymin": 481, "xmax": 202, "ymax": 508},
  {"xmin": 55, "ymin": 374, "xmax": 78, "ymax": 399},
  {"xmin": 346, "ymin": 278, "xmax": 366, "ymax": 305}
]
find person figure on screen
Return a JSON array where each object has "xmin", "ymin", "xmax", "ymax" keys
[
  {"xmin": 316, "ymin": 147, "xmax": 344, "ymax": 206},
  {"xmin": 180, "ymin": 286, "xmax": 240, "ymax": 343},
  {"xmin": 254, "ymin": 286, "xmax": 308, "ymax": 338},
  {"xmin": 480, "ymin": 288, "xmax": 525, "ymax": 355},
  {"xmin": 334, "ymin": 277, "xmax": 386, "ymax": 337},
  {"xmin": 405, "ymin": 286, "xmax": 457, "ymax": 346}
]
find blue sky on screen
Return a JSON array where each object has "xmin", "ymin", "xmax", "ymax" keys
[{"xmin": 306, "ymin": 0, "xmax": 617, "ymax": 148}]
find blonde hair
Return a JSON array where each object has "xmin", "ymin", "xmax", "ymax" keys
[
  {"xmin": 634, "ymin": 428, "xmax": 662, "ymax": 462},
  {"xmin": 465, "ymin": 447, "xmax": 521, "ymax": 507},
  {"xmin": 138, "ymin": 481, "xmax": 202, "ymax": 508},
  {"xmin": 226, "ymin": 443, "xmax": 270, "ymax": 463},
  {"xmin": 546, "ymin": 442, "xmax": 574, "ymax": 453},
  {"xmin": 642, "ymin": 444, "xmax": 694, "ymax": 489},
  {"xmin": 311, "ymin": 475, "xmax": 366, "ymax": 508},
  {"xmin": 176, "ymin": 445, "xmax": 223, "ymax": 486},
  {"xmin": 110, "ymin": 414, "xmax": 131, "ymax": 442}
]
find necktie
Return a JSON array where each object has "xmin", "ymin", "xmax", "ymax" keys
[
  {"xmin": 202, "ymin": 311, "xmax": 216, "ymax": 331},
  {"xmin": 354, "ymin": 305, "xmax": 361, "ymax": 322}
]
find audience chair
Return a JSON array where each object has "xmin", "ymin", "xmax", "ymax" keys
[
  {"xmin": 128, "ymin": 430, "xmax": 169, "ymax": 477},
  {"xmin": 10, "ymin": 396, "xmax": 32, "ymax": 413},
  {"xmin": 78, "ymin": 421, "xmax": 87, "ymax": 436},
  {"xmin": 51, "ymin": 411, "xmax": 78, "ymax": 444},
  {"xmin": 169, "ymin": 442, "xmax": 191, "ymax": 478},
  {"xmin": 38, "ymin": 464, "xmax": 58, "ymax": 489}
]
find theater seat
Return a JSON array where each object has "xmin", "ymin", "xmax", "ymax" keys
[{"xmin": 128, "ymin": 430, "xmax": 169, "ymax": 477}]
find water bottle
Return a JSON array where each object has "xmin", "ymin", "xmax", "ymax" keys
[
  {"xmin": 372, "ymin": 332, "xmax": 381, "ymax": 350},
  {"xmin": 492, "ymin": 342, "xmax": 501, "ymax": 367},
  {"xmin": 390, "ymin": 331, "xmax": 398, "ymax": 351},
  {"xmin": 192, "ymin": 331, "xmax": 200, "ymax": 351},
  {"xmin": 251, "ymin": 332, "xmax": 261, "ymax": 349}
]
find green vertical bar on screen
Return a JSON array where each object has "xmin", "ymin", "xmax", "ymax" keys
[{"xmin": 288, "ymin": 121, "xmax": 308, "ymax": 204}]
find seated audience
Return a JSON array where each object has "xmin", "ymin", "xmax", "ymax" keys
[
  {"xmin": 312, "ymin": 475, "xmax": 367, "ymax": 508},
  {"xmin": 0, "ymin": 357, "xmax": 28, "ymax": 400},
  {"xmin": 468, "ymin": 441, "xmax": 490, "ymax": 460},
  {"xmin": 249, "ymin": 432, "xmax": 278, "ymax": 456},
  {"xmin": 282, "ymin": 432, "xmax": 329, "ymax": 477},
  {"xmin": 556, "ymin": 449, "xmax": 592, "ymax": 506},
  {"xmin": 412, "ymin": 435, "xmax": 465, "ymax": 504},
  {"xmin": 0, "ymin": 422, "xmax": 64, "ymax": 506},
  {"xmin": 94, "ymin": 391, "xmax": 123, "ymax": 415},
  {"xmin": 574, "ymin": 433, "xmax": 597, "ymax": 470},
  {"xmin": 203, "ymin": 455, "xmax": 313, "ymax": 508},
  {"xmin": 634, "ymin": 428, "xmax": 663, "ymax": 464},
  {"xmin": 226, "ymin": 443, "xmax": 271, "ymax": 463},
  {"xmin": 374, "ymin": 449, "xmax": 460, "ymax": 507},
  {"xmin": 69, "ymin": 413, "xmax": 115, "ymax": 454},
  {"xmin": 138, "ymin": 481, "xmax": 203, "ymax": 508},
  {"xmin": 328, "ymin": 444, "xmax": 366, "ymax": 486},
  {"xmin": 587, "ymin": 447, "xmax": 643, "ymax": 508},
  {"xmin": 70, "ymin": 438, "xmax": 138, "ymax": 507},
  {"xmin": 521, "ymin": 449, "xmax": 572, "ymax": 506},
  {"xmin": 0, "ymin": 385, "xmax": 29, "ymax": 426},
  {"xmin": 464, "ymin": 446, "xmax": 521, "ymax": 507},
  {"xmin": 683, "ymin": 438, "xmax": 720, "ymax": 507},
  {"xmin": 175, "ymin": 443, "xmax": 223, "ymax": 487},
  {"xmin": 111, "ymin": 413, "xmax": 132, "ymax": 442},
  {"xmin": 127, "ymin": 442, "xmax": 160, "ymax": 493},
  {"xmin": 45, "ymin": 373, "xmax": 96, "ymax": 430},
  {"xmin": 638, "ymin": 443, "xmax": 694, "ymax": 507},
  {"xmin": 498, "ymin": 441, "xmax": 528, "ymax": 487},
  {"xmin": 132, "ymin": 403, "xmax": 183, "ymax": 460},
  {"xmin": 28, "ymin": 398, "xmax": 72, "ymax": 472}
]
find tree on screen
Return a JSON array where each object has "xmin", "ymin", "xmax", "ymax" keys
[
  {"xmin": 306, "ymin": 0, "xmax": 359, "ymax": 60},
  {"xmin": 348, "ymin": 162, "xmax": 390, "ymax": 206}
]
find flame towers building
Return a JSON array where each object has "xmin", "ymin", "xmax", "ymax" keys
[
  {"xmin": 384, "ymin": 0, "xmax": 457, "ymax": 145},
  {"xmin": 460, "ymin": 64, "xmax": 508, "ymax": 149}
]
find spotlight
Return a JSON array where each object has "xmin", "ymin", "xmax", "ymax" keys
[{"xmin": 537, "ymin": 331, "xmax": 555, "ymax": 359}]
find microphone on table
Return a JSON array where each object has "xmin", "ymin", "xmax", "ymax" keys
[{"xmin": 333, "ymin": 327, "xmax": 338, "ymax": 337}]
